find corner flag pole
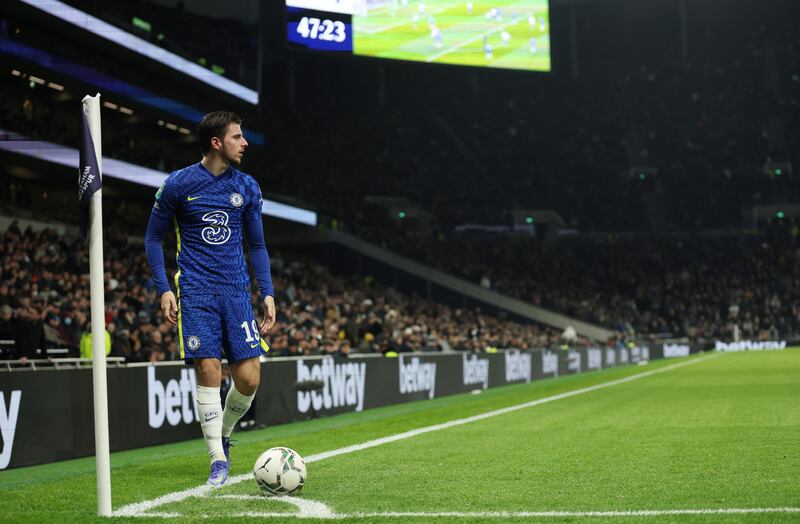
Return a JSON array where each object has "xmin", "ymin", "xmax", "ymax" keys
[{"xmin": 80, "ymin": 93, "xmax": 112, "ymax": 516}]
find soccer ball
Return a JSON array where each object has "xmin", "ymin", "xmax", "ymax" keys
[{"xmin": 253, "ymin": 447, "xmax": 306, "ymax": 496}]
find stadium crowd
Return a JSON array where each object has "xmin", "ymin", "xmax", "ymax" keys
[
  {"xmin": 0, "ymin": 220, "xmax": 561, "ymax": 362},
  {"xmin": 360, "ymin": 224, "xmax": 800, "ymax": 340}
]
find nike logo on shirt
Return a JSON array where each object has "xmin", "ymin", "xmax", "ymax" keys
[{"xmin": 187, "ymin": 195, "xmax": 201, "ymax": 201}]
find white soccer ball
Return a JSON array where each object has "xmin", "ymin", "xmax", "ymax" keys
[{"xmin": 253, "ymin": 447, "xmax": 307, "ymax": 496}]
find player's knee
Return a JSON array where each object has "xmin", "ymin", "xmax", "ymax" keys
[
  {"xmin": 234, "ymin": 367, "xmax": 260, "ymax": 394},
  {"xmin": 195, "ymin": 358, "xmax": 222, "ymax": 387},
  {"xmin": 236, "ymin": 375, "xmax": 259, "ymax": 396},
  {"xmin": 231, "ymin": 357, "xmax": 260, "ymax": 394}
]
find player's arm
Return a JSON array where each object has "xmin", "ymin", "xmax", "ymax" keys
[
  {"xmin": 243, "ymin": 186, "xmax": 276, "ymax": 333},
  {"xmin": 144, "ymin": 178, "xmax": 179, "ymax": 325}
]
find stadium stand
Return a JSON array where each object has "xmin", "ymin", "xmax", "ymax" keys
[
  {"xmin": 354, "ymin": 227, "xmax": 800, "ymax": 340},
  {"xmin": 0, "ymin": 210, "xmax": 564, "ymax": 362},
  {"xmin": 61, "ymin": 0, "xmax": 258, "ymax": 88}
]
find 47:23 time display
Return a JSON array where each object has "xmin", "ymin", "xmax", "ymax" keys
[{"xmin": 296, "ymin": 17, "xmax": 346, "ymax": 43}]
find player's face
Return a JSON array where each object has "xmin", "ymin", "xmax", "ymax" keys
[{"xmin": 219, "ymin": 123, "xmax": 248, "ymax": 166}]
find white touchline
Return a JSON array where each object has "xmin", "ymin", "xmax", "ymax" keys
[
  {"xmin": 229, "ymin": 508, "xmax": 800, "ymax": 519},
  {"xmin": 113, "ymin": 354, "xmax": 720, "ymax": 517}
]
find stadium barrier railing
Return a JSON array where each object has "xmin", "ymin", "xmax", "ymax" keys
[{"xmin": 0, "ymin": 357, "xmax": 127, "ymax": 372}]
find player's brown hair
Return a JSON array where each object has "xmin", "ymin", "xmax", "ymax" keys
[{"xmin": 198, "ymin": 111, "xmax": 243, "ymax": 155}]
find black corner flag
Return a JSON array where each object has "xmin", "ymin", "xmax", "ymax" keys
[{"xmin": 79, "ymin": 105, "xmax": 102, "ymax": 240}]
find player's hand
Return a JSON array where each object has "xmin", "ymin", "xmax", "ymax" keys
[
  {"xmin": 260, "ymin": 295, "xmax": 276, "ymax": 334},
  {"xmin": 161, "ymin": 291, "xmax": 178, "ymax": 325}
]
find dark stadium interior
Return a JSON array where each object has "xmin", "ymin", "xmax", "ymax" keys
[{"xmin": 1, "ymin": 0, "xmax": 799, "ymax": 364}]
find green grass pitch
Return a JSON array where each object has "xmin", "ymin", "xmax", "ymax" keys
[
  {"xmin": 1, "ymin": 350, "xmax": 798, "ymax": 522},
  {"xmin": 353, "ymin": 0, "xmax": 551, "ymax": 71}
]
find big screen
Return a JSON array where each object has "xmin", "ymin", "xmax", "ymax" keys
[{"xmin": 287, "ymin": 0, "xmax": 550, "ymax": 72}]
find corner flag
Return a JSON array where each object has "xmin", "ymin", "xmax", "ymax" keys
[
  {"xmin": 81, "ymin": 94, "xmax": 112, "ymax": 516},
  {"xmin": 79, "ymin": 98, "xmax": 102, "ymax": 240}
]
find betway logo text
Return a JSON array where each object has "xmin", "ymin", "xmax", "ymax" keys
[
  {"xmin": 630, "ymin": 346, "xmax": 649, "ymax": 363},
  {"xmin": 504, "ymin": 350, "xmax": 531, "ymax": 383},
  {"xmin": 587, "ymin": 348, "xmax": 602, "ymax": 370},
  {"xmin": 542, "ymin": 351, "xmax": 559, "ymax": 376},
  {"xmin": 567, "ymin": 350, "xmax": 582, "ymax": 372},
  {"xmin": 463, "ymin": 354, "xmax": 489, "ymax": 389},
  {"xmin": 297, "ymin": 358, "xmax": 366, "ymax": 413},
  {"xmin": 715, "ymin": 340, "xmax": 786, "ymax": 352},
  {"xmin": 0, "ymin": 390, "xmax": 21, "ymax": 470},
  {"xmin": 663, "ymin": 343, "xmax": 690, "ymax": 358},
  {"xmin": 148, "ymin": 367, "xmax": 198, "ymax": 429},
  {"xmin": 399, "ymin": 356, "xmax": 437, "ymax": 399}
]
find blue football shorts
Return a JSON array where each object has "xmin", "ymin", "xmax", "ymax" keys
[{"xmin": 177, "ymin": 293, "xmax": 269, "ymax": 364}]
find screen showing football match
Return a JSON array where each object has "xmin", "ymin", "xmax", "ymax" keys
[{"xmin": 286, "ymin": 0, "xmax": 551, "ymax": 72}]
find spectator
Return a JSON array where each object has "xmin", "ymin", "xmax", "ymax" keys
[
  {"xmin": 14, "ymin": 305, "xmax": 45, "ymax": 362},
  {"xmin": 0, "ymin": 304, "xmax": 17, "ymax": 357},
  {"xmin": 79, "ymin": 326, "xmax": 112, "ymax": 359}
]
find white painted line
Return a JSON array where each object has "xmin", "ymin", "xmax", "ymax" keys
[
  {"xmin": 229, "ymin": 507, "xmax": 800, "ymax": 519},
  {"xmin": 214, "ymin": 495, "xmax": 334, "ymax": 518},
  {"xmin": 113, "ymin": 483, "xmax": 217, "ymax": 517},
  {"xmin": 214, "ymin": 494, "xmax": 268, "ymax": 499},
  {"xmin": 113, "ymin": 354, "xmax": 719, "ymax": 517}
]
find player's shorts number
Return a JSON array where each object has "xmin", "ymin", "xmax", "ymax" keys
[
  {"xmin": 241, "ymin": 320, "xmax": 260, "ymax": 343},
  {"xmin": 201, "ymin": 211, "xmax": 231, "ymax": 245}
]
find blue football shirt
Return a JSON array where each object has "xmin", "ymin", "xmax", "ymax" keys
[{"xmin": 152, "ymin": 162, "xmax": 265, "ymax": 298}]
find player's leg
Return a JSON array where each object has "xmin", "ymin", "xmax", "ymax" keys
[
  {"xmin": 223, "ymin": 356, "xmax": 260, "ymax": 439},
  {"xmin": 219, "ymin": 294, "xmax": 268, "ymax": 445},
  {"xmin": 177, "ymin": 294, "xmax": 228, "ymax": 485},
  {"xmin": 194, "ymin": 358, "xmax": 225, "ymax": 464}
]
